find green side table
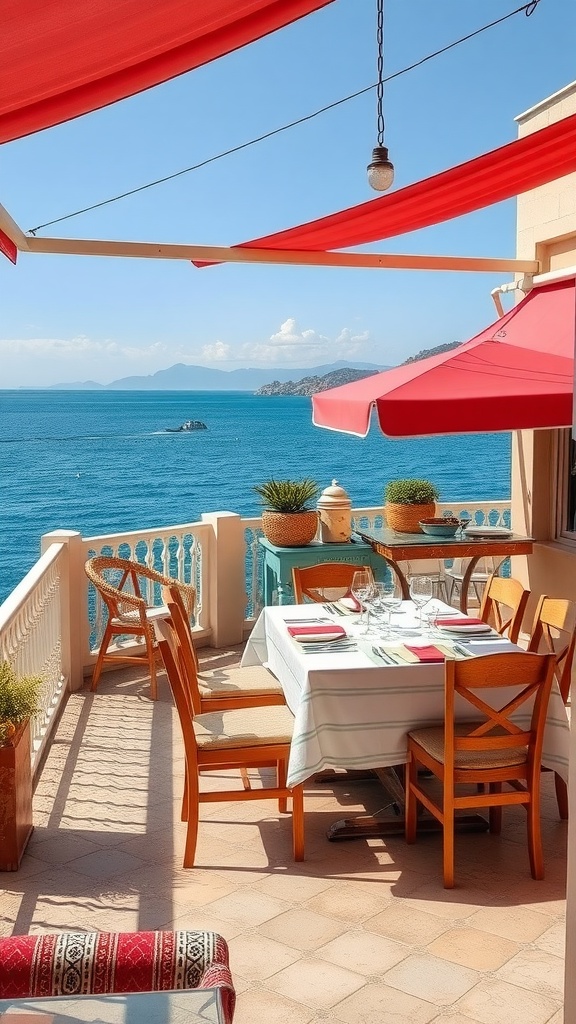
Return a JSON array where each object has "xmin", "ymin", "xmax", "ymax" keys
[{"xmin": 258, "ymin": 536, "xmax": 385, "ymax": 606}]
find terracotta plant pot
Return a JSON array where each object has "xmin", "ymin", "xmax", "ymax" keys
[
  {"xmin": 386, "ymin": 502, "xmax": 436, "ymax": 534},
  {"xmin": 261, "ymin": 510, "xmax": 319, "ymax": 547},
  {"xmin": 0, "ymin": 719, "xmax": 33, "ymax": 870}
]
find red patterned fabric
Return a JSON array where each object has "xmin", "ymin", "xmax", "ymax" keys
[{"xmin": 0, "ymin": 930, "xmax": 235, "ymax": 1023}]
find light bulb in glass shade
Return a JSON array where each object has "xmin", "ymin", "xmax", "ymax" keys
[{"xmin": 367, "ymin": 146, "xmax": 394, "ymax": 191}]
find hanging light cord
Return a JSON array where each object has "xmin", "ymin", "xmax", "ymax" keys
[
  {"xmin": 376, "ymin": 0, "xmax": 385, "ymax": 146},
  {"xmin": 28, "ymin": 0, "xmax": 542, "ymax": 235}
]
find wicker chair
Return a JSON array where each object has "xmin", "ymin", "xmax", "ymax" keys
[
  {"xmin": 85, "ymin": 555, "xmax": 195, "ymax": 699},
  {"xmin": 406, "ymin": 651, "xmax": 556, "ymax": 888},
  {"xmin": 0, "ymin": 930, "xmax": 235, "ymax": 1024}
]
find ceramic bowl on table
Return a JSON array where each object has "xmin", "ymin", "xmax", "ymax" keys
[{"xmin": 418, "ymin": 518, "xmax": 460, "ymax": 538}]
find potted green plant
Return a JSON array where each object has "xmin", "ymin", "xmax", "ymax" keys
[
  {"xmin": 0, "ymin": 662, "xmax": 43, "ymax": 870},
  {"xmin": 384, "ymin": 478, "xmax": 440, "ymax": 534},
  {"xmin": 254, "ymin": 478, "xmax": 320, "ymax": 547}
]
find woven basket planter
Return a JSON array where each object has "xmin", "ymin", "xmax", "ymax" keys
[
  {"xmin": 386, "ymin": 502, "xmax": 436, "ymax": 534},
  {"xmin": 261, "ymin": 510, "xmax": 319, "ymax": 547}
]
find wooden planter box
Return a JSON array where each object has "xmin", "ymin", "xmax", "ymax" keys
[{"xmin": 0, "ymin": 720, "xmax": 33, "ymax": 871}]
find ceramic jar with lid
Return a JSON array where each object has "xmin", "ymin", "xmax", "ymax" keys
[{"xmin": 317, "ymin": 480, "xmax": 352, "ymax": 543}]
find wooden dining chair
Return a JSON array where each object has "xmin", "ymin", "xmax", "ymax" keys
[
  {"xmin": 291, "ymin": 562, "xmax": 373, "ymax": 604},
  {"xmin": 163, "ymin": 585, "xmax": 285, "ymax": 816},
  {"xmin": 478, "ymin": 574, "xmax": 530, "ymax": 643},
  {"xmin": 406, "ymin": 651, "xmax": 556, "ymax": 888},
  {"xmin": 163, "ymin": 585, "xmax": 284, "ymax": 712},
  {"xmin": 527, "ymin": 595, "xmax": 576, "ymax": 819},
  {"xmin": 156, "ymin": 618, "xmax": 304, "ymax": 867},
  {"xmin": 85, "ymin": 555, "xmax": 195, "ymax": 699}
]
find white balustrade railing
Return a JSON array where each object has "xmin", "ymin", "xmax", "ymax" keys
[
  {"xmin": 0, "ymin": 542, "xmax": 66, "ymax": 771},
  {"xmin": 351, "ymin": 501, "xmax": 511, "ymax": 532},
  {"xmin": 82, "ymin": 521, "xmax": 212, "ymax": 656},
  {"xmin": 241, "ymin": 517, "xmax": 264, "ymax": 620}
]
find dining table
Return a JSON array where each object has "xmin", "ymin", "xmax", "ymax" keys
[
  {"xmin": 354, "ymin": 525, "xmax": 534, "ymax": 612},
  {"xmin": 241, "ymin": 599, "xmax": 569, "ymax": 839}
]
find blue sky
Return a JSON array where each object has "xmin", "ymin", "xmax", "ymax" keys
[{"xmin": 2, "ymin": 0, "xmax": 575, "ymax": 387}]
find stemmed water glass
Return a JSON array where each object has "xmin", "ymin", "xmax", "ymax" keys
[
  {"xmin": 409, "ymin": 575, "xmax": 434, "ymax": 630},
  {"xmin": 351, "ymin": 570, "xmax": 374, "ymax": 629},
  {"xmin": 380, "ymin": 577, "xmax": 403, "ymax": 637}
]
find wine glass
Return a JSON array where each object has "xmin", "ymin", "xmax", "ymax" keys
[
  {"xmin": 351, "ymin": 570, "xmax": 374, "ymax": 627},
  {"xmin": 458, "ymin": 514, "xmax": 472, "ymax": 537},
  {"xmin": 380, "ymin": 577, "xmax": 403, "ymax": 637},
  {"xmin": 409, "ymin": 575, "xmax": 434, "ymax": 630}
]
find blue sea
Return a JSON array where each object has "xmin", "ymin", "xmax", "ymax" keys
[{"xmin": 0, "ymin": 390, "xmax": 511, "ymax": 602}]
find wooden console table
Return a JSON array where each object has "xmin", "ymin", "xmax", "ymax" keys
[{"xmin": 356, "ymin": 526, "xmax": 534, "ymax": 612}]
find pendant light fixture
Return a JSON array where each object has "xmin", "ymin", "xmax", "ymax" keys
[{"xmin": 367, "ymin": 0, "xmax": 394, "ymax": 192}]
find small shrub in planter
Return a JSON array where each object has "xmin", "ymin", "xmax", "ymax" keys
[
  {"xmin": 384, "ymin": 478, "xmax": 439, "ymax": 533},
  {"xmin": 0, "ymin": 662, "xmax": 43, "ymax": 870},
  {"xmin": 0, "ymin": 662, "xmax": 42, "ymax": 745},
  {"xmin": 254, "ymin": 479, "xmax": 320, "ymax": 547}
]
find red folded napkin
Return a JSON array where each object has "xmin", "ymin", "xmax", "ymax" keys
[
  {"xmin": 405, "ymin": 644, "xmax": 446, "ymax": 663},
  {"xmin": 287, "ymin": 624, "xmax": 347, "ymax": 642},
  {"xmin": 339, "ymin": 590, "xmax": 362, "ymax": 612},
  {"xmin": 435, "ymin": 616, "xmax": 485, "ymax": 627}
]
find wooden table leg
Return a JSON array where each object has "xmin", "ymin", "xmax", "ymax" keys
[
  {"xmin": 378, "ymin": 557, "xmax": 410, "ymax": 599},
  {"xmin": 459, "ymin": 555, "xmax": 481, "ymax": 612}
]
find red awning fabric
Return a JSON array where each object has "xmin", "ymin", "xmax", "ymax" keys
[
  {"xmin": 312, "ymin": 278, "xmax": 576, "ymax": 438},
  {"xmin": 195, "ymin": 112, "xmax": 576, "ymax": 264},
  {"xmin": 0, "ymin": 230, "xmax": 17, "ymax": 265},
  {"xmin": 1, "ymin": 0, "xmax": 333, "ymax": 144}
]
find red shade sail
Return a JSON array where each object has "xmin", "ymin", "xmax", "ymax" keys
[
  {"xmin": 1, "ymin": 0, "xmax": 333, "ymax": 144},
  {"xmin": 195, "ymin": 112, "xmax": 576, "ymax": 264},
  {"xmin": 312, "ymin": 278, "xmax": 576, "ymax": 438},
  {"xmin": 0, "ymin": 230, "xmax": 17, "ymax": 265}
]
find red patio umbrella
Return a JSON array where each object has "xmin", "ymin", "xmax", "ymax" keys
[{"xmin": 312, "ymin": 277, "xmax": 576, "ymax": 438}]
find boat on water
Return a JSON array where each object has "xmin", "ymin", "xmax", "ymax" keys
[{"xmin": 165, "ymin": 419, "xmax": 208, "ymax": 432}]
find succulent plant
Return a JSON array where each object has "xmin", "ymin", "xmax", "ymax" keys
[
  {"xmin": 384, "ymin": 478, "xmax": 439, "ymax": 505},
  {"xmin": 254, "ymin": 478, "xmax": 319, "ymax": 513}
]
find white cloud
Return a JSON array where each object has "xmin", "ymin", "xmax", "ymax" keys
[
  {"xmin": 0, "ymin": 336, "xmax": 170, "ymax": 360},
  {"xmin": 239, "ymin": 318, "xmax": 370, "ymax": 365},
  {"xmin": 0, "ymin": 320, "xmax": 372, "ymax": 386},
  {"xmin": 200, "ymin": 340, "xmax": 231, "ymax": 361}
]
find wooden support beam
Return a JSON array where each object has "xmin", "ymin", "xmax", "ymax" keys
[
  {"xmin": 0, "ymin": 200, "xmax": 541, "ymax": 273},
  {"xmin": 23, "ymin": 235, "xmax": 539, "ymax": 273}
]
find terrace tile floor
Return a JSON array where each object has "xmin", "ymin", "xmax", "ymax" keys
[{"xmin": 1, "ymin": 646, "xmax": 567, "ymax": 1024}]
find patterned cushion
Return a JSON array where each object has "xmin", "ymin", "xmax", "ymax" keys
[
  {"xmin": 198, "ymin": 665, "xmax": 283, "ymax": 697},
  {"xmin": 409, "ymin": 724, "xmax": 528, "ymax": 769},
  {"xmin": 0, "ymin": 930, "xmax": 235, "ymax": 1023},
  {"xmin": 194, "ymin": 704, "xmax": 294, "ymax": 749}
]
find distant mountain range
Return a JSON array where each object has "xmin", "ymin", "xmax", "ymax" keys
[
  {"xmin": 38, "ymin": 343, "xmax": 460, "ymax": 393},
  {"xmin": 42, "ymin": 360, "xmax": 386, "ymax": 392},
  {"xmin": 254, "ymin": 342, "xmax": 462, "ymax": 396}
]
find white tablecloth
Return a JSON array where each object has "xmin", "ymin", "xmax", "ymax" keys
[{"xmin": 241, "ymin": 603, "xmax": 570, "ymax": 789}]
